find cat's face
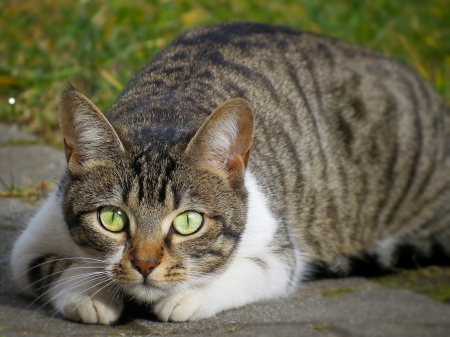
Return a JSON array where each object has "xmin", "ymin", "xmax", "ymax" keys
[
  {"xmin": 62, "ymin": 152, "xmax": 247, "ymax": 301},
  {"xmin": 59, "ymin": 88, "xmax": 253, "ymax": 302}
]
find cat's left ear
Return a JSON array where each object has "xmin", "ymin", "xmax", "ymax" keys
[
  {"xmin": 59, "ymin": 87, "xmax": 125, "ymax": 176},
  {"xmin": 185, "ymin": 98, "xmax": 254, "ymax": 184}
]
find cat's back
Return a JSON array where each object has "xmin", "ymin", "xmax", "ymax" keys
[
  {"xmin": 107, "ymin": 22, "xmax": 450, "ymax": 265},
  {"xmin": 107, "ymin": 21, "xmax": 446, "ymax": 137},
  {"xmin": 106, "ymin": 22, "xmax": 369, "ymax": 129}
]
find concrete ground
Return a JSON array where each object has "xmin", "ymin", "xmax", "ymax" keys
[{"xmin": 1, "ymin": 124, "xmax": 449, "ymax": 337}]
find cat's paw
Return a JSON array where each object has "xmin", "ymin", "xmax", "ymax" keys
[
  {"xmin": 56, "ymin": 291, "xmax": 124, "ymax": 325},
  {"xmin": 153, "ymin": 290, "xmax": 215, "ymax": 322}
]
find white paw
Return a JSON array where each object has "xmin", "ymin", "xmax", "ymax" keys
[
  {"xmin": 56, "ymin": 290, "xmax": 124, "ymax": 325},
  {"xmin": 153, "ymin": 290, "xmax": 215, "ymax": 322}
]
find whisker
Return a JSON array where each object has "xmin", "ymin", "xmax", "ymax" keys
[
  {"xmin": 29, "ymin": 272, "xmax": 108, "ymax": 310},
  {"xmin": 70, "ymin": 278, "xmax": 116, "ymax": 313},
  {"xmin": 35, "ymin": 274, "xmax": 110, "ymax": 313},
  {"xmin": 24, "ymin": 265, "xmax": 107, "ymax": 292},
  {"xmin": 18, "ymin": 257, "xmax": 106, "ymax": 279},
  {"xmin": 45, "ymin": 277, "xmax": 114, "ymax": 325},
  {"xmin": 108, "ymin": 283, "xmax": 123, "ymax": 307}
]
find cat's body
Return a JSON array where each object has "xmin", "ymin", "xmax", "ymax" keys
[{"xmin": 11, "ymin": 23, "xmax": 450, "ymax": 324}]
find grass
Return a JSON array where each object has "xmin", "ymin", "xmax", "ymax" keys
[
  {"xmin": 322, "ymin": 287, "xmax": 354, "ymax": 297},
  {"xmin": 1, "ymin": 0, "xmax": 449, "ymax": 144},
  {"xmin": 0, "ymin": 173, "xmax": 56, "ymax": 201},
  {"xmin": 314, "ymin": 322, "xmax": 329, "ymax": 332},
  {"xmin": 373, "ymin": 266, "xmax": 450, "ymax": 303}
]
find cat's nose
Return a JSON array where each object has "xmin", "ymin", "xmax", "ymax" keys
[{"xmin": 133, "ymin": 259, "xmax": 159, "ymax": 277}]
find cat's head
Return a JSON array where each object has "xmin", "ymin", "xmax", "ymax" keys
[{"xmin": 58, "ymin": 87, "xmax": 254, "ymax": 302}]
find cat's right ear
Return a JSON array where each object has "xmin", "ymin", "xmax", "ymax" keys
[
  {"xmin": 59, "ymin": 87, "xmax": 125, "ymax": 176},
  {"xmin": 185, "ymin": 98, "xmax": 254, "ymax": 184}
]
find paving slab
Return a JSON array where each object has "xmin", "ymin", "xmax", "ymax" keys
[
  {"xmin": 1, "ymin": 125, "xmax": 449, "ymax": 337},
  {"xmin": 0, "ymin": 125, "xmax": 36, "ymax": 145},
  {"xmin": 0, "ymin": 145, "xmax": 65, "ymax": 191}
]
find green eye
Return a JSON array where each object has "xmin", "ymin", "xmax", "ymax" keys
[
  {"xmin": 99, "ymin": 206, "xmax": 128, "ymax": 232},
  {"xmin": 172, "ymin": 211, "xmax": 203, "ymax": 235}
]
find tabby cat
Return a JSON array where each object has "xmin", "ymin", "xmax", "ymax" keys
[{"xmin": 11, "ymin": 22, "xmax": 450, "ymax": 324}]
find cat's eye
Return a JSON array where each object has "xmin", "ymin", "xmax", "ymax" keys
[
  {"xmin": 99, "ymin": 206, "xmax": 129, "ymax": 232},
  {"xmin": 172, "ymin": 211, "xmax": 203, "ymax": 235}
]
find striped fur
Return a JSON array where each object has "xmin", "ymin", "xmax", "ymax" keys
[
  {"xmin": 28, "ymin": 255, "xmax": 73, "ymax": 296},
  {"xmin": 11, "ymin": 22, "xmax": 450, "ymax": 324}
]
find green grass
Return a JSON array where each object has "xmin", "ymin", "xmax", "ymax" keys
[
  {"xmin": 322, "ymin": 287, "xmax": 354, "ymax": 297},
  {"xmin": 374, "ymin": 266, "xmax": 450, "ymax": 303},
  {"xmin": 1, "ymin": 0, "xmax": 449, "ymax": 144},
  {"xmin": 0, "ymin": 172, "xmax": 56, "ymax": 200}
]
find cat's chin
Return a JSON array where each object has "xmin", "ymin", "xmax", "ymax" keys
[{"xmin": 121, "ymin": 282, "xmax": 174, "ymax": 303}]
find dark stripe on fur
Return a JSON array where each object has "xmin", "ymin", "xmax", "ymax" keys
[
  {"xmin": 158, "ymin": 157, "xmax": 178, "ymax": 203},
  {"xmin": 28, "ymin": 256, "xmax": 48, "ymax": 295},
  {"xmin": 246, "ymin": 257, "xmax": 268, "ymax": 269},
  {"xmin": 205, "ymin": 51, "xmax": 281, "ymax": 106},
  {"xmin": 131, "ymin": 153, "xmax": 145, "ymax": 203},
  {"xmin": 385, "ymin": 75, "xmax": 422, "ymax": 228},
  {"xmin": 373, "ymin": 89, "xmax": 399, "ymax": 230},
  {"xmin": 284, "ymin": 57, "xmax": 328, "ymax": 178},
  {"xmin": 28, "ymin": 255, "xmax": 72, "ymax": 296},
  {"xmin": 316, "ymin": 42, "xmax": 336, "ymax": 67}
]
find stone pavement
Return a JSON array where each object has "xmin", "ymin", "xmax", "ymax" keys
[{"xmin": 0, "ymin": 124, "xmax": 449, "ymax": 337}]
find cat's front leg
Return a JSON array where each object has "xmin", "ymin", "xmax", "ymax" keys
[
  {"xmin": 11, "ymin": 191, "xmax": 124, "ymax": 324},
  {"xmin": 50, "ymin": 263, "xmax": 124, "ymax": 324},
  {"xmin": 154, "ymin": 173, "xmax": 302, "ymax": 322},
  {"xmin": 153, "ymin": 254, "xmax": 295, "ymax": 322}
]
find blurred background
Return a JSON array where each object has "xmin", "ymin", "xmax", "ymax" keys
[{"xmin": 1, "ymin": 0, "xmax": 449, "ymax": 146}]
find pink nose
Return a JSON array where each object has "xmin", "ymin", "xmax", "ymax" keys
[{"xmin": 133, "ymin": 260, "xmax": 159, "ymax": 277}]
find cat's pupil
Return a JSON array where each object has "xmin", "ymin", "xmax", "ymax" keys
[
  {"xmin": 172, "ymin": 211, "xmax": 203, "ymax": 235},
  {"xmin": 186, "ymin": 214, "xmax": 191, "ymax": 226}
]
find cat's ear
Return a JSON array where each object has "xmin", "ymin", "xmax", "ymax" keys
[
  {"xmin": 186, "ymin": 98, "xmax": 254, "ymax": 184},
  {"xmin": 59, "ymin": 87, "xmax": 125, "ymax": 175}
]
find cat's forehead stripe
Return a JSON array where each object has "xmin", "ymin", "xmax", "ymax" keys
[{"xmin": 127, "ymin": 151, "xmax": 179, "ymax": 206}]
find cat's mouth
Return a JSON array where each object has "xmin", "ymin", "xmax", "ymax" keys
[
  {"xmin": 137, "ymin": 281, "xmax": 155, "ymax": 292},
  {"xmin": 119, "ymin": 278, "xmax": 175, "ymax": 303},
  {"xmin": 132, "ymin": 275, "xmax": 174, "ymax": 291}
]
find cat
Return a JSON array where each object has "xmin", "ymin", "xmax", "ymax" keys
[{"xmin": 11, "ymin": 22, "xmax": 450, "ymax": 324}]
